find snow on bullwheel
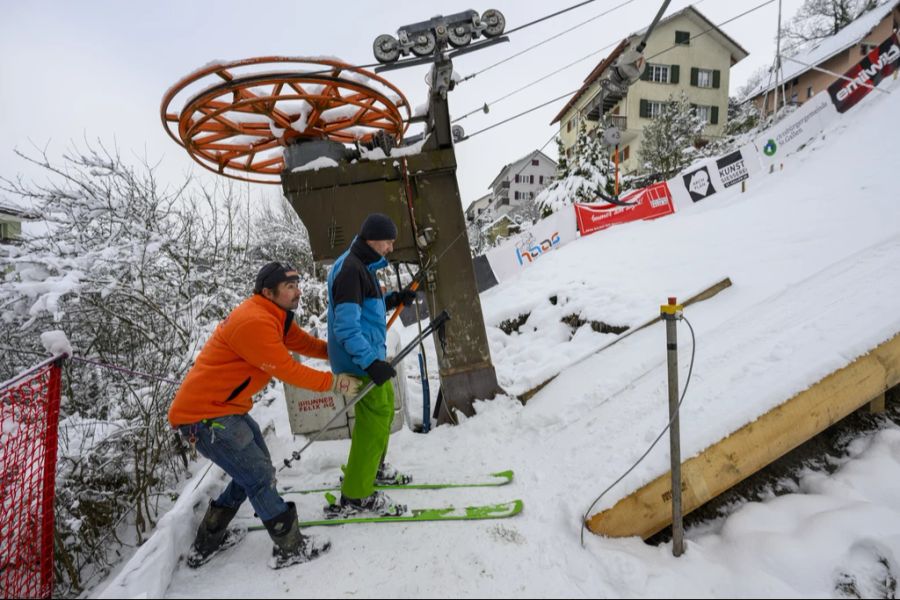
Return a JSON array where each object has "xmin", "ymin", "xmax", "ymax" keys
[{"xmin": 160, "ymin": 57, "xmax": 411, "ymax": 184}]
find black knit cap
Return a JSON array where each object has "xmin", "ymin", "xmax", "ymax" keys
[
  {"xmin": 359, "ymin": 213, "xmax": 397, "ymax": 241},
  {"xmin": 254, "ymin": 262, "xmax": 300, "ymax": 294}
]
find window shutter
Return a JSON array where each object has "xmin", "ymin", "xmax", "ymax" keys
[
  {"xmin": 641, "ymin": 65, "xmax": 652, "ymax": 81},
  {"xmin": 670, "ymin": 65, "xmax": 680, "ymax": 84},
  {"xmin": 713, "ymin": 70, "xmax": 721, "ymax": 89},
  {"xmin": 690, "ymin": 67, "xmax": 699, "ymax": 87},
  {"xmin": 711, "ymin": 106, "xmax": 719, "ymax": 125},
  {"xmin": 640, "ymin": 99, "xmax": 649, "ymax": 118}
]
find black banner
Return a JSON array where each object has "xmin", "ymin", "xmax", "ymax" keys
[
  {"xmin": 682, "ymin": 165, "xmax": 717, "ymax": 202},
  {"xmin": 716, "ymin": 150, "xmax": 749, "ymax": 188}
]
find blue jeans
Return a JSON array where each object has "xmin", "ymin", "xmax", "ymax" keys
[{"xmin": 179, "ymin": 413, "xmax": 288, "ymax": 522}]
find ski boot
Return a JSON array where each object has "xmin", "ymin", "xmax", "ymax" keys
[
  {"xmin": 186, "ymin": 500, "xmax": 245, "ymax": 568},
  {"xmin": 374, "ymin": 462, "xmax": 413, "ymax": 486},
  {"xmin": 323, "ymin": 490, "xmax": 407, "ymax": 519},
  {"xmin": 263, "ymin": 502, "xmax": 330, "ymax": 569}
]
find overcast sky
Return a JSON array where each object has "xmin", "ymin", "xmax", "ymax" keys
[{"xmin": 0, "ymin": 0, "xmax": 804, "ymax": 210}]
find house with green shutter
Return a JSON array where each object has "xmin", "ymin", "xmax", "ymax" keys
[{"xmin": 552, "ymin": 5, "xmax": 748, "ymax": 176}]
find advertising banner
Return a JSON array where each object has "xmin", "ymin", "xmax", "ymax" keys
[
  {"xmin": 484, "ymin": 204, "xmax": 578, "ymax": 283},
  {"xmin": 575, "ymin": 181, "xmax": 675, "ymax": 236},
  {"xmin": 828, "ymin": 33, "xmax": 900, "ymax": 113},
  {"xmin": 754, "ymin": 91, "xmax": 838, "ymax": 170},
  {"xmin": 715, "ymin": 149, "xmax": 750, "ymax": 188}
]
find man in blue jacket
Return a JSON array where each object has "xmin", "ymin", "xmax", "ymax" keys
[{"xmin": 325, "ymin": 213, "xmax": 416, "ymax": 517}]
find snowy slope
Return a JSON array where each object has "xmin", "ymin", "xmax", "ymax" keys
[{"xmin": 97, "ymin": 77, "xmax": 900, "ymax": 598}]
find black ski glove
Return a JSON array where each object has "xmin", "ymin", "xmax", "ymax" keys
[
  {"xmin": 385, "ymin": 288, "xmax": 417, "ymax": 310},
  {"xmin": 365, "ymin": 359, "xmax": 397, "ymax": 386}
]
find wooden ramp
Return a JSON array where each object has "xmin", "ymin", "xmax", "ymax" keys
[{"xmin": 586, "ymin": 331, "xmax": 900, "ymax": 539}]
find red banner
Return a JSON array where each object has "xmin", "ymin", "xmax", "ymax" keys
[{"xmin": 575, "ymin": 181, "xmax": 675, "ymax": 236}]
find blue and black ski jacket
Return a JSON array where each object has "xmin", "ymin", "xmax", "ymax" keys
[{"xmin": 327, "ymin": 236, "xmax": 389, "ymax": 376}]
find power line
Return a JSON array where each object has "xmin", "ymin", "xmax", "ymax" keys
[
  {"xmin": 459, "ymin": 0, "xmax": 780, "ymax": 141},
  {"xmin": 453, "ymin": 44, "xmax": 619, "ymax": 123},
  {"xmin": 504, "ymin": 0, "xmax": 602, "ymax": 36},
  {"xmin": 457, "ymin": 90, "xmax": 578, "ymax": 142},
  {"xmin": 453, "ymin": 0, "xmax": 710, "ymax": 123},
  {"xmin": 646, "ymin": 0, "xmax": 776, "ymax": 61},
  {"xmin": 460, "ymin": 0, "xmax": 642, "ymax": 83}
]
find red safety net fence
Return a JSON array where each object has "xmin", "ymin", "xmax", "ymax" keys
[{"xmin": 1, "ymin": 356, "xmax": 64, "ymax": 599}]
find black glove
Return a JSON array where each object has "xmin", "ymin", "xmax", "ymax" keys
[
  {"xmin": 365, "ymin": 359, "xmax": 397, "ymax": 386},
  {"xmin": 385, "ymin": 288, "xmax": 417, "ymax": 310}
]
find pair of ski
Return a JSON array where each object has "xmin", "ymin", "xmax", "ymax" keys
[{"xmin": 248, "ymin": 470, "xmax": 522, "ymax": 529}]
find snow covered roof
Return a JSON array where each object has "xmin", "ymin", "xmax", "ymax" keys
[
  {"xmin": 0, "ymin": 201, "xmax": 37, "ymax": 220},
  {"xmin": 487, "ymin": 149, "xmax": 557, "ymax": 190},
  {"xmin": 747, "ymin": 0, "xmax": 900, "ymax": 99},
  {"xmin": 479, "ymin": 212, "xmax": 515, "ymax": 233}
]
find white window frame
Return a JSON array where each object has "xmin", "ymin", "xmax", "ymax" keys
[
  {"xmin": 696, "ymin": 68, "xmax": 714, "ymax": 88},
  {"xmin": 695, "ymin": 105, "xmax": 712, "ymax": 124},
  {"xmin": 647, "ymin": 101, "xmax": 667, "ymax": 118},
  {"xmin": 647, "ymin": 63, "xmax": 670, "ymax": 83}
]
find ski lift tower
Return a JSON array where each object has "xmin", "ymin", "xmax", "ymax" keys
[{"xmin": 161, "ymin": 9, "xmax": 508, "ymax": 425}]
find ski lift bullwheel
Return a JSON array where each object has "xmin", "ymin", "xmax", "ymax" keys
[{"xmin": 161, "ymin": 57, "xmax": 411, "ymax": 184}]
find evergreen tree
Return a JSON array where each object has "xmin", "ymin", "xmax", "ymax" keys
[
  {"xmin": 555, "ymin": 136, "xmax": 570, "ymax": 179},
  {"xmin": 536, "ymin": 121, "xmax": 610, "ymax": 214},
  {"xmin": 637, "ymin": 91, "xmax": 706, "ymax": 180}
]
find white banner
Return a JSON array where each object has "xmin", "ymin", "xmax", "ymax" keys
[
  {"xmin": 485, "ymin": 205, "xmax": 578, "ymax": 283},
  {"xmin": 669, "ymin": 142, "xmax": 763, "ymax": 211},
  {"xmin": 754, "ymin": 91, "xmax": 838, "ymax": 170}
]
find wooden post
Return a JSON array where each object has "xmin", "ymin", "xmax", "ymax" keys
[{"xmin": 869, "ymin": 392, "xmax": 886, "ymax": 414}]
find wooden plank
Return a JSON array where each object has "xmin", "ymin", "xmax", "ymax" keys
[
  {"xmin": 520, "ymin": 277, "xmax": 733, "ymax": 401},
  {"xmin": 587, "ymin": 332, "xmax": 900, "ymax": 539}
]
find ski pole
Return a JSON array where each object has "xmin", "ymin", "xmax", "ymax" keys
[
  {"xmin": 386, "ymin": 256, "xmax": 433, "ymax": 330},
  {"xmin": 280, "ymin": 310, "xmax": 450, "ymax": 471}
]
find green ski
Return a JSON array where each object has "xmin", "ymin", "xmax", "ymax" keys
[
  {"xmin": 248, "ymin": 500, "xmax": 524, "ymax": 529},
  {"xmin": 279, "ymin": 469, "xmax": 514, "ymax": 495}
]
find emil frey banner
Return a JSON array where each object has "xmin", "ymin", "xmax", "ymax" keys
[{"xmin": 828, "ymin": 32, "xmax": 900, "ymax": 113}]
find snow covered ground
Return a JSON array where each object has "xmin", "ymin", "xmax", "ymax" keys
[{"xmin": 96, "ymin": 76, "xmax": 900, "ymax": 598}]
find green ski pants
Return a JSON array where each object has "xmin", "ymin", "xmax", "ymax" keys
[{"xmin": 341, "ymin": 377, "xmax": 395, "ymax": 499}]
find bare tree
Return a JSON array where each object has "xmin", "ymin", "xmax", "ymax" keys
[
  {"xmin": 0, "ymin": 143, "xmax": 320, "ymax": 597},
  {"xmin": 782, "ymin": 0, "xmax": 880, "ymax": 46}
]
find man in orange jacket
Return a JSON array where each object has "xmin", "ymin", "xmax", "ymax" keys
[{"xmin": 169, "ymin": 262, "xmax": 362, "ymax": 569}]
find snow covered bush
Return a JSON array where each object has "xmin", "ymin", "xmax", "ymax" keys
[
  {"xmin": 0, "ymin": 144, "xmax": 322, "ymax": 596},
  {"xmin": 536, "ymin": 121, "xmax": 614, "ymax": 215}
]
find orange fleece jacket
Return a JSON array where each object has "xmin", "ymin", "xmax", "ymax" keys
[{"xmin": 168, "ymin": 294, "xmax": 333, "ymax": 426}]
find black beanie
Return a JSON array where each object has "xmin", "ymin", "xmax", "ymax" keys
[
  {"xmin": 359, "ymin": 213, "xmax": 397, "ymax": 241},
  {"xmin": 254, "ymin": 262, "xmax": 299, "ymax": 294}
]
